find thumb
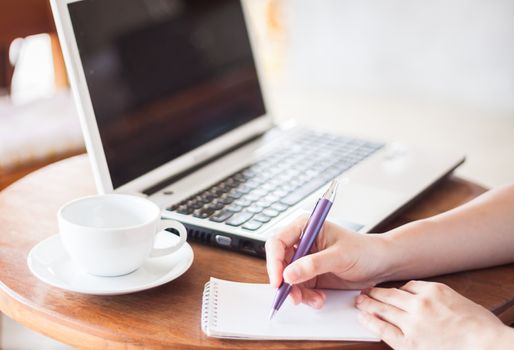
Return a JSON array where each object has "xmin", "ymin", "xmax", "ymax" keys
[{"xmin": 283, "ymin": 248, "xmax": 335, "ymax": 285}]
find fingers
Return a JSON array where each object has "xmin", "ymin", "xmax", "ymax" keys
[
  {"xmin": 265, "ymin": 216, "xmax": 307, "ymax": 287},
  {"xmin": 400, "ymin": 280, "xmax": 451, "ymax": 297},
  {"xmin": 400, "ymin": 280, "xmax": 431, "ymax": 294},
  {"xmin": 289, "ymin": 285, "xmax": 326, "ymax": 309},
  {"xmin": 365, "ymin": 287, "xmax": 415, "ymax": 312},
  {"xmin": 289, "ymin": 285, "xmax": 302, "ymax": 305},
  {"xmin": 358, "ymin": 311, "xmax": 403, "ymax": 349},
  {"xmin": 283, "ymin": 248, "xmax": 336, "ymax": 285},
  {"xmin": 301, "ymin": 288, "xmax": 326, "ymax": 309},
  {"xmin": 355, "ymin": 294, "xmax": 407, "ymax": 329}
]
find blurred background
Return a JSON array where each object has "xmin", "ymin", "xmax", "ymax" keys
[
  {"xmin": 1, "ymin": 0, "xmax": 513, "ymax": 348},
  {"xmin": 253, "ymin": 0, "xmax": 514, "ymax": 188}
]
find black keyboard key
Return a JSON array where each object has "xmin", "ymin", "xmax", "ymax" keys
[
  {"xmin": 280, "ymin": 178, "xmax": 327, "ymax": 206},
  {"xmin": 209, "ymin": 210, "xmax": 233, "ymax": 223},
  {"xmin": 242, "ymin": 220, "xmax": 263, "ymax": 231},
  {"xmin": 206, "ymin": 201, "xmax": 224, "ymax": 211},
  {"xmin": 168, "ymin": 203, "xmax": 178, "ymax": 211},
  {"xmin": 218, "ymin": 195, "xmax": 234, "ymax": 205},
  {"xmin": 199, "ymin": 192, "xmax": 215, "ymax": 202},
  {"xmin": 193, "ymin": 208, "xmax": 215, "ymax": 219},
  {"xmin": 192, "ymin": 195, "xmax": 207, "ymax": 204},
  {"xmin": 186, "ymin": 199, "xmax": 203, "ymax": 209},
  {"xmin": 176, "ymin": 205, "xmax": 193, "ymax": 215},
  {"xmin": 233, "ymin": 173, "xmax": 246, "ymax": 182},
  {"xmin": 222, "ymin": 177, "xmax": 241, "ymax": 188},
  {"xmin": 209, "ymin": 186, "xmax": 225, "ymax": 197},
  {"xmin": 226, "ymin": 211, "xmax": 254, "ymax": 226}
]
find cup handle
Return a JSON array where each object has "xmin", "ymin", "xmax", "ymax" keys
[{"xmin": 149, "ymin": 219, "xmax": 188, "ymax": 257}]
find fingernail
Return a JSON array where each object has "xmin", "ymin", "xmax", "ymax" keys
[{"xmin": 355, "ymin": 294, "xmax": 365, "ymax": 304}]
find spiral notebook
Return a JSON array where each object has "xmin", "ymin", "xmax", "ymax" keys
[{"xmin": 201, "ymin": 278, "xmax": 380, "ymax": 341}]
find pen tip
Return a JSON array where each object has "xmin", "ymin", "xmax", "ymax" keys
[{"xmin": 269, "ymin": 309, "xmax": 276, "ymax": 320}]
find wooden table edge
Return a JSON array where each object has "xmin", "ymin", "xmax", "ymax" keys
[
  {"xmin": 496, "ymin": 298, "xmax": 514, "ymax": 325},
  {"xmin": 1, "ymin": 279, "xmax": 386, "ymax": 350},
  {"xmin": 0, "ymin": 280, "xmax": 209, "ymax": 350},
  {"xmin": 0, "ymin": 161, "xmax": 203, "ymax": 350}
]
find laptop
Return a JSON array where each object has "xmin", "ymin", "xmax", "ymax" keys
[{"xmin": 51, "ymin": 0, "xmax": 464, "ymax": 257}]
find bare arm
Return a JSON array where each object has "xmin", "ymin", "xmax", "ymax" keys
[
  {"xmin": 266, "ymin": 183, "xmax": 514, "ymax": 305},
  {"xmin": 380, "ymin": 183, "xmax": 514, "ymax": 281}
]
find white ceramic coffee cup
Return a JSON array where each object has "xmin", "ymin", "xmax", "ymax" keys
[{"xmin": 58, "ymin": 194, "xmax": 187, "ymax": 277}]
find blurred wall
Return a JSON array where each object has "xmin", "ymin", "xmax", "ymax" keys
[
  {"xmin": 274, "ymin": 0, "xmax": 514, "ymax": 115},
  {"xmin": 247, "ymin": 0, "xmax": 514, "ymax": 187}
]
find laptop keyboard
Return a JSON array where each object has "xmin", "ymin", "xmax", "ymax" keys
[{"xmin": 166, "ymin": 130, "xmax": 384, "ymax": 232}]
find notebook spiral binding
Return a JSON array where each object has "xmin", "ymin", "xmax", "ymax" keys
[{"xmin": 201, "ymin": 280, "xmax": 219, "ymax": 333}]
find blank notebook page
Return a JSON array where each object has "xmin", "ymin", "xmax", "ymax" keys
[{"xmin": 201, "ymin": 278, "xmax": 380, "ymax": 341}]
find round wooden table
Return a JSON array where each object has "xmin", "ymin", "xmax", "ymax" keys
[{"xmin": 1, "ymin": 155, "xmax": 513, "ymax": 350}]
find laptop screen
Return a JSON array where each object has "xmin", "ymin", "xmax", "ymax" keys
[{"xmin": 68, "ymin": 0, "xmax": 266, "ymax": 189}]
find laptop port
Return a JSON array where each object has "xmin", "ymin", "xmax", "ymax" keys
[
  {"xmin": 240, "ymin": 240, "xmax": 257, "ymax": 255},
  {"xmin": 215, "ymin": 235, "xmax": 232, "ymax": 247}
]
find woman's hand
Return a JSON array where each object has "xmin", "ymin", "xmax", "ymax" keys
[
  {"xmin": 356, "ymin": 280, "xmax": 514, "ymax": 350},
  {"xmin": 265, "ymin": 214, "xmax": 392, "ymax": 308}
]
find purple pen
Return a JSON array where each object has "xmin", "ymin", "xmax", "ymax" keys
[{"xmin": 269, "ymin": 179, "xmax": 339, "ymax": 320}]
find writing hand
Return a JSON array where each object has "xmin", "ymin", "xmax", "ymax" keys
[{"xmin": 265, "ymin": 214, "xmax": 391, "ymax": 308}]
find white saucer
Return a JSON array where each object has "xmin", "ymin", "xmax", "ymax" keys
[{"xmin": 27, "ymin": 231, "xmax": 194, "ymax": 295}]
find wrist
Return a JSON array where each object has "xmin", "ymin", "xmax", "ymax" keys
[
  {"xmin": 471, "ymin": 322, "xmax": 513, "ymax": 349},
  {"xmin": 374, "ymin": 219, "xmax": 436, "ymax": 282},
  {"xmin": 367, "ymin": 232, "xmax": 402, "ymax": 284}
]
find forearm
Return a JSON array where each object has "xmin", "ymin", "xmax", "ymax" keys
[{"xmin": 379, "ymin": 183, "xmax": 514, "ymax": 281}]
